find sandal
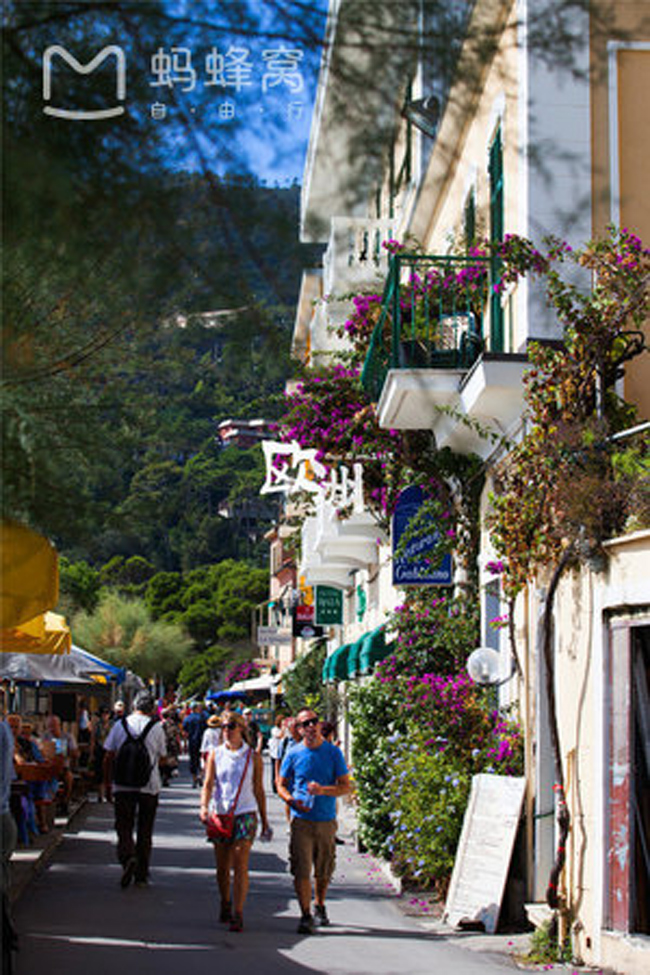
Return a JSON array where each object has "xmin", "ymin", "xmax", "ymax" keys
[
  {"xmin": 219, "ymin": 900, "xmax": 232, "ymax": 923},
  {"xmin": 229, "ymin": 912, "xmax": 243, "ymax": 932}
]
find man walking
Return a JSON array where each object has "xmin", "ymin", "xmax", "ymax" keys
[
  {"xmin": 277, "ymin": 707, "xmax": 350, "ymax": 934},
  {"xmin": 182, "ymin": 702, "xmax": 206, "ymax": 787},
  {"xmin": 103, "ymin": 691, "xmax": 167, "ymax": 888}
]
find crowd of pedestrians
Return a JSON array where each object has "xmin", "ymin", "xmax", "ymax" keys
[
  {"xmin": 2, "ymin": 690, "xmax": 351, "ymax": 963},
  {"xmin": 102, "ymin": 697, "xmax": 350, "ymax": 935}
]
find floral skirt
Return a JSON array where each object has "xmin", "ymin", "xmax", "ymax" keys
[{"xmin": 210, "ymin": 811, "xmax": 258, "ymax": 845}]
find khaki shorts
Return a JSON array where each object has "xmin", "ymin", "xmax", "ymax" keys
[{"xmin": 289, "ymin": 818, "xmax": 337, "ymax": 882}]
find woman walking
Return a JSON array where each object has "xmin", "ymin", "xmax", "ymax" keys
[{"xmin": 199, "ymin": 712, "xmax": 271, "ymax": 932}]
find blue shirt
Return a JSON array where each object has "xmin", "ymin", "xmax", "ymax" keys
[
  {"xmin": 280, "ymin": 740, "xmax": 348, "ymax": 822},
  {"xmin": 183, "ymin": 712, "xmax": 206, "ymax": 746}
]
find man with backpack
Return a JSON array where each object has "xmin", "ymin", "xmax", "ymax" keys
[{"xmin": 103, "ymin": 691, "xmax": 167, "ymax": 888}]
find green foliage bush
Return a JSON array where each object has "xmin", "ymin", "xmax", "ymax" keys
[
  {"xmin": 388, "ymin": 593, "xmax": 480, "ymax": 676},
  {"xmin": 283, "ymin": 642, "xmax": 340, "ymax": 718},
  {"xmin": 349, "ymin": 635, "xmax": 524, "ymax": 885},
  {"xmin": 385, "ymin": 739, "xmax": 471, "ymax": 892},
  {"xmin": 349, "ymin": 676, "xmax": 407, "ymax": 857}
]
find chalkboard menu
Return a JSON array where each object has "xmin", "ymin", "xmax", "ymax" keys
[{"xmin": 443, "ymin": 774, "xmax": 526, "ymax": 934}]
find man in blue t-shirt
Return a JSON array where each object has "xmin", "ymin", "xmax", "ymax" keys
[{"xmin": 278, "ymin": 708, "xmax": 350, "ymax": 934}]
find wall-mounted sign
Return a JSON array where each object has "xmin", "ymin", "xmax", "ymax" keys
[
  {"xmin": 257, "ymin": 626, "xmax": 292, "ymax": 647},
  {"xmin": 315, "ymin": 586, "xmax": 343, "ymax": 626},
  {"xmin": 392, "ymin": 485, "xmax": 453, "ymax": 586},
  {"xmin": 356, "ymin": 585, "xmax": 367, "ymax": 622}
]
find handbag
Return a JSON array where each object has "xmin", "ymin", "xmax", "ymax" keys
[{"xmin": 205, "ymin": 746, "xmax": 252, "ymax": 841}]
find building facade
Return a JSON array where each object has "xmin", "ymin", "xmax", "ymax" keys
[{"xmin": 287, "ymin": 2, "xmax": 649, "ymax": 971}]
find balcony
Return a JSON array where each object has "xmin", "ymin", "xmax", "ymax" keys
[
  {"xmin": 360, "ymin": 253, "xmax": 527, "ymax": 452},
  {"xmin": 361, "ymin": 253, "xmax": 489, "ymax": 400},
  {"xmin": 323, "ymin": 217, "xmax": 395, "ymax": 297}
]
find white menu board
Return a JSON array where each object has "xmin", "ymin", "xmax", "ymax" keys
[{"xmin": 443, "ymin": 774, "xmax": 526, "ymax": 934}]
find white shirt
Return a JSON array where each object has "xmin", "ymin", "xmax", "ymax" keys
[
  {"xmin": 211, "ymin": 743, "xmax": 256, "ymax": 815},
  {"xmin": 200, "ymin": 726, "xmax": 222, "ymax": 754},
  {"xmin": 268, "ymin": 727, "xmax": 284, "ymax": 760},
  {"xmin": 104, "ymin": 713, "xmax": 167, "ymax": 795}
]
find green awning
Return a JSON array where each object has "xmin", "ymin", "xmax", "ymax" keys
[
  {"xmin": 322, "ymin": 643, "xmax": 351, "ymax": 683},
  {"xmin": 323, "ymin": 630, "xmax": 395, "ymax": 683},
  {"xmin": 359, "ymin": 627, "xmax": 390, "ymax": 675},
  {"xmin": 346, "ymin": 638, "xmax": 364, "ymax": 679}
]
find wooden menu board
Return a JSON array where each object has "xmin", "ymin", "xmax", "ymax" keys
[{"xmin": 443, "ymin": 774, "xmax": 526, "ymax": 934}]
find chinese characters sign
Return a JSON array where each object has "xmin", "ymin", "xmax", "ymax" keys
[{"xmin": 261, "ymin": 440, "xmax": 364, "ymax": 513}]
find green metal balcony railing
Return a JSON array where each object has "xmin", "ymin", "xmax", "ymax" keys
[{"xmin": 360, "ymin": 253, "xmax": 491, "ymax": 402}]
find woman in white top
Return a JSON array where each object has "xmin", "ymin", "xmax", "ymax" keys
[{"xmin": 199, "ymin": 712, "xmax": 270, "ymax": 932}]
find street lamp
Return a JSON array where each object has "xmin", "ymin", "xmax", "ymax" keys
[{"xmin": 466, "ymin": 646, "xmax": 516, "ymax": 687}]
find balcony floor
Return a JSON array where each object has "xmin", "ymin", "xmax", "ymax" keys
[{"xmin": 376, "ymin": 368, "xmax": 464, "ymax": 430}]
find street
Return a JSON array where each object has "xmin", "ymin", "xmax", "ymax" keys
[{"xmin": 12, "ymin": 759, "xmax": 527, "ymax": 975}]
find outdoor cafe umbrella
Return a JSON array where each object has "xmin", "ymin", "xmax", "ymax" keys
[
  {"xmin": 0, "ymin": 611, "xmax": 72, "ymax": 656},
  {"xmin": 0, "ymin": 650, "xmax": 89, "ymax": 685},
  {"xmin": 0, "ymin": 645, "xmax": 124, "ymax": 686},
  {"xmin": 1, "ymin": 521, "xmax": 59, "ymax": 630}
]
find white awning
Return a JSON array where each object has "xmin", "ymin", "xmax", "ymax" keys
[{"xmin": 228, "ymin": 673, "xmax": 282, "ymax": 693}]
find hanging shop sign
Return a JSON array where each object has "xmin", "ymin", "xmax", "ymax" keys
[
  {"xmin": 315, "ymin": 586, "xmax": 343, "ymax": 626},
  {"xmin": 292, "ymin": 603, "xmax": 324, "ymax": 640},
  {"xmin": 256, "ymin": 626, "xmax": 292, "ymax": 647},
  {"xmin": 392, "ymin": 485, "xmax": 453, "ymax": 586}
]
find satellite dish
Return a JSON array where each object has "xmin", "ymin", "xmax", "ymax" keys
[{"xmin": 466, "ymin": 646, "xmax": 502, "ymax": 685}]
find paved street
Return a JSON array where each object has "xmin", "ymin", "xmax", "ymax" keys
[{"xmin": 13, "ymin": 760, "xmax": 527, "ymax": 975}]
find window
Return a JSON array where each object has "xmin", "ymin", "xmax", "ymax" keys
[
  {"xmin": 488, "ymin": 126, "xmax": 504, "ymax": 351},
  {"xmin": 464, "ymin": 188, "xmax": 476, "ymax": 249},
  {"xmin": 484, "ymin": 580, "xmax": 500, "ymax": 651}
]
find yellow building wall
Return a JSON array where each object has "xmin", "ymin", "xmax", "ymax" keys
[
  {"xmin": 548, "ymin": 531, "xmax": 650, "ymax": 972},
  {"xmin": 591, "ymin": 4, "xmax": 650, "ymax": 420}
]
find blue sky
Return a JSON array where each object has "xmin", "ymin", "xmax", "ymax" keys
[{"xmin": 145, "ymin": 0, "xmax": 328, "ymax": 184}]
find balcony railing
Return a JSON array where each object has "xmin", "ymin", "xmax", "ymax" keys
[
  {"xmin": 360, "ymin": 253, "xmax": 491, "ymax": 401},
  {"xmin": 323, "ymin": 217, "xmax": 395, "ymax": 297}
]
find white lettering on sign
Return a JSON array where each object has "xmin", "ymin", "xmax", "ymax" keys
[{"xmin": 260, "ymin": 440, "xmax": 364, "ymax": 513}]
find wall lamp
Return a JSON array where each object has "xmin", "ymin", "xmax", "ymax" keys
[
  {"xmin": 402, "ymin": 95, "xmax": 440, "ymax": 137},
  {"xmin": 466, "ymin": 646, "xmax": 517, "ymax": 687}
]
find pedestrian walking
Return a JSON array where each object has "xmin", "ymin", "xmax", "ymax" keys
[
  {"xmin": 103, "ymin": 691, "xmax": 167, "ymax": 888},
  {"xmin": 277, "ymin": 707, "xmax": 351, "ymax": 934},
  {"xmin": 183, "ymin": 702, "xmax": 207, "ymax": 787},
  {"xmin": 199, "ymin": 711, "xmax": 271, "ymax": 932},
  {"xmin": 276, "ymin": 716, "xmax": 303, "ymax": 827},
  {"xmin": 92, "ymin": 707, "xmax": 112, "ymax": 802},
  {"xmin": 267, "ymin": 715, "xmax": 285, "ymax": 792}
]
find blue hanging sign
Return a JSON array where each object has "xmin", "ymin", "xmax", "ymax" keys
[{"xmin": 392, "ymin": 485, "xmax": 453, "ymax": 586}]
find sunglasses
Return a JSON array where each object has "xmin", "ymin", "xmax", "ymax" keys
[
  {"xmin": 299, "ymin": 717, "xmax": 319, "ymax": 728},
  {"xmin": 222, "ymin": 721, "xmax": 241, "ymax": 731}
]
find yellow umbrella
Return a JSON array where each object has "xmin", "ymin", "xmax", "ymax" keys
[
  {"xmin": 1, "ymin": 521, "xmax": 59, "ymax": 629},
  {"xmin": 0, "ymin": 611, "xmax": 71, "ymax": 656}
]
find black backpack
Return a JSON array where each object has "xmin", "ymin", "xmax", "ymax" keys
[{"xmin": 113, "ymin": 716, "xmax": 157, "ymax": 788}]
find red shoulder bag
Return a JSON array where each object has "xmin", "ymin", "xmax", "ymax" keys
[{"xmin": 205, "ymin": 747, "xmax": 252, "ymax": 841}]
